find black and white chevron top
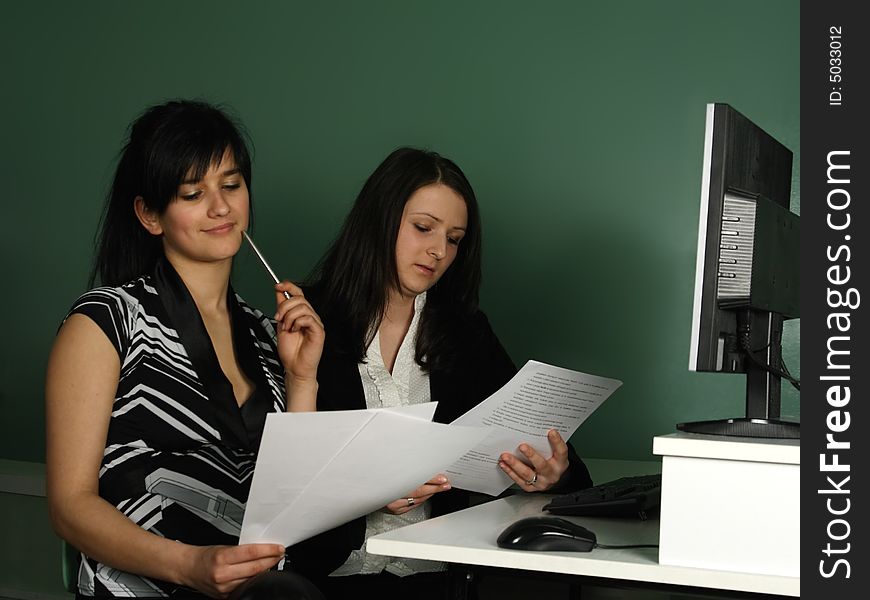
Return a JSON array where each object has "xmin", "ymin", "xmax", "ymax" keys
[{"xmin": 65, "ymin": 259, "xmax": 286, "ymax": 598}]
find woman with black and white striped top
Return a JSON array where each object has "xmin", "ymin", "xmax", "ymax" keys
[{"xmin": 45, "ymin": 100, "xmax": 324, "ymax": 599}]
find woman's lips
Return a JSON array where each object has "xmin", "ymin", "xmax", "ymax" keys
[{"xmin": 204, "ymin": 223, "xmax": 235, "ymax": 234}]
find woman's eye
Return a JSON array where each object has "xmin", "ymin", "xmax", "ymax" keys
[
  {"xmin": 414, "ymin": 224, "xmax": 431, "ymax": 233},
  {"xmin": 448, "ymin": 237, "xmax": 461, "ymax": 246},
  {"xmin": 180, "ymin": 191, "xmax": 201, "ymax": 201},
  {"xmin": 223, "ymin": 182, "xmax": 241, "ymax": 191}
]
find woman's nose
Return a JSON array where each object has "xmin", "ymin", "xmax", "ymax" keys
[
  {"xmin": 428, "ymin": 242, "xmax": 446, "ymax": 259},
  {"xmin": 207, "ymin": 191, "xmax": 231, "ymax": 217}
]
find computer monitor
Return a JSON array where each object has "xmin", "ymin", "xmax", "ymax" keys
[{"xmin": 682, "ymin": 103, "xmax": 800, "ymax": 439}]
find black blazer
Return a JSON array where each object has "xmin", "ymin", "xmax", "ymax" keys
[{"xmin": 286, "ymin": 308, "xmax": 592, "ymax": 576}]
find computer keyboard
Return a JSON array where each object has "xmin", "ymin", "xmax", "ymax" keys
[{"xmin": 542, "ymin": 473, "xmax": 662, "ymax": 520}]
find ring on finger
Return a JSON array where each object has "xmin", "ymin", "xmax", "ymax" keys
[
  {"xmin": 525, "ymin": 473, "xmax": 538, "ymax": 486},
  {"xmin": 406, "ymin": 497, "xmax": 415, "ymax": 507}
]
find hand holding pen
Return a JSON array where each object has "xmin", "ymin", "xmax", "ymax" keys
[{"xmin": 242, "ymin": 231, "xmax": 324, "ymax": 403}]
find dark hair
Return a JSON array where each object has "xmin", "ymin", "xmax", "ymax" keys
[
  {"xmin": 90, "ymin": 99, "xmax": 253, "ymax": 287},
  {"xmin": 308, "ymin": 147, "xmax": 483, "ymax": 371}
]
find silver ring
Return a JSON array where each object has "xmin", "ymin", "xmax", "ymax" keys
[
  {"xmin": 406, "ymin": 497, "xmax": 415, "ymax": 507},
  {"xmin": 525, "ymin": 473, "xmax": 538, "ymax": 486}
]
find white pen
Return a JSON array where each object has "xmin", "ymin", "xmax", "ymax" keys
[{"xmin": 242, "ymin": 231, "xmax": 292, "ymax": 300}]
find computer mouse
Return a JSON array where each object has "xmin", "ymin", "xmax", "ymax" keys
[{"xmin": 496, "ymin": 516, "xmax": 597, "ymax": 552}]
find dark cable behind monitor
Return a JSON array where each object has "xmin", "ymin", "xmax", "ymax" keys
[{"xmin": 737, "ymin": 311, "xmax": 801, "ymax": 390}]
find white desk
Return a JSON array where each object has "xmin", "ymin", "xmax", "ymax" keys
[{"xmin": 367, "ymin": 494, "xmax": 799, "ymax": 598}]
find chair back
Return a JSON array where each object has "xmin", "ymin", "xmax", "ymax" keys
[{"xmin": 61, "ymin": 539, "xmax": 80, "ymax": 594}]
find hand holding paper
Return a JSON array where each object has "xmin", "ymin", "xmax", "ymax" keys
[
  {"xmin": 445, "ymin": 360, "xmax": 622, "ymax": 495},
  {"xmin": 239, "ymin": 404, "xmax": 489, "ymax": 546},
  {"xmin": 239, "ymin": 360, "xmax": 622, "ymax": 545}
]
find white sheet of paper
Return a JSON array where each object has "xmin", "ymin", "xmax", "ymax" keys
[
  {"xmin": 239, "ymin": 404, "xmax": 489, "ymax": 546},
  {"xmin": 447, "ymin": 360, "xmax": 622, "ymax": 495}
]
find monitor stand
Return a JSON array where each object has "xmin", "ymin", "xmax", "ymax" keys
[
  {"xmin": 677, "ymin": 417, "xmax": 799, "ymax": 439},
  {"xmin": 679, "ymin": 319, "xmax": 800, "ymax": 439}
]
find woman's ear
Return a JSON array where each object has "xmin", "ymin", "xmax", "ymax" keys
[{"xmin": 134, "ymin": 196, "xmax": 163, "ymax": 235}]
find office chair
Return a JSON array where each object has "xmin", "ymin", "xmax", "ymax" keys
[{"xmin": 61, "ymin": 539, "xmax": 80, "ymax": 593}]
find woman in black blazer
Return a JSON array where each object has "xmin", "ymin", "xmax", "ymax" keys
[{"xmin": 288, "ymin": 147, "xmax": 592, "ymax": 599}]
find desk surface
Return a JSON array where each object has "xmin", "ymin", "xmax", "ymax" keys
[{"xmin": 367, "ymin": 494, "xmax": 799, "ymax": 597}]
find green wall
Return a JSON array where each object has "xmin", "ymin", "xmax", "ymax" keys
[{"xmin": 2, "ymin": 0, "xmax": 799, "ymax": 464}]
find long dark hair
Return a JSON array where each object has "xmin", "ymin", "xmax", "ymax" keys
[
  {"xmin": 90, "ymin": 99, "xmax": 253, "ymax": 287},
  {"xmin": 308, "ymin": 147, "xmax": 483, "ymax": 371}
]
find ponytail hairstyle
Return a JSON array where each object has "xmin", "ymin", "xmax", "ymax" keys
[{"xmin": 90, "ymin": 99, "xmax": 253, "ymax": 287}]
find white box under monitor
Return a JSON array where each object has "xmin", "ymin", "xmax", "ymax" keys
[{"xmin": 653, "ymin": 433, "xmax": 799, "ymax": 578}]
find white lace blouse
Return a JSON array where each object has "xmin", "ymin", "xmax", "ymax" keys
[{"xmin": 330, "ymin": 292, "xmax": 445, "ymax": 577}]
